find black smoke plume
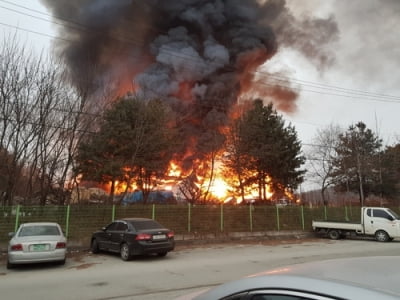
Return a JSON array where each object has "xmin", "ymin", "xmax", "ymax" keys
[{"xmin": 42, "ymin": 0, "xmax": 338, "ymax": 165}]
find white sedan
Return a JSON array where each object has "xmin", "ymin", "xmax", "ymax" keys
[{"xmin": 7, "ymin": 222, "xmax": 67, "ymax": 269}]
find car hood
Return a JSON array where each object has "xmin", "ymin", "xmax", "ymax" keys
[
  {"xmin": 182, "ymin": 256, "xmax": 400, "ymax": 300},
  {"xmin": 248, "ymin": 256, "xmax": 400, "ymax": 295}
]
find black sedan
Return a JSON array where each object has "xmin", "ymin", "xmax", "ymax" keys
[{"xmin": 90, "ymin": 218, "xmax": 175, "ymax": 261}]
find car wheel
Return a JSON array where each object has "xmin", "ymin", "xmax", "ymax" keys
[
  {"xmin": 157, "ymin": 252, "xmax": 168, "ymax": 257},
  {"xmin": 91, "ymin": 239, "xmax": 100, "ymax": 254},
  {"xmin": 375, "ymin": 230, "xmax": 390, "ymax": 242},
  {"xmin": 120, "ymin": 243, "xmax": 131, "ymax": 261},
  {"xmin": 328, "ymin": 230, "xmax": 340, "ymax": 240},
  {"xmin": 6, "ymin": 260, "xmax": 14, "ymax": 270}
]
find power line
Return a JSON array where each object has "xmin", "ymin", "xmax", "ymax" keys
[
  {"xmin": 264, "ymin": 74, "xmax": 400, "ymax": 101},
  {"xmin": 0, "ymin": 2, "xmax": 147, "ymax": 47},
  {"xmin": 0, "ymin": 0, "xmax": 86, "ymax": 30},
  {"xmin": 253, "ymin": 80, "xmax": 400, "ymax": 104},
  {"xmin": 0, "ymin": 21, "xmax": 69, "ymax": 43},
  {"xmin": 0, "ymin": 4, "xmax": 87, "ymax": 32},
  {"xmin": 2, "ymin": 16, "xmax": 400, "ymax": 107},
  {"xmin": 1, "ymin": 3, "xmax": 400, "ymax": 106}
]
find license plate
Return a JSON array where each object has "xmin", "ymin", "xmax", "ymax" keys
[
  {"xmin": 31, "ymin": 244, "xmax": 49, "ymax": 251},
  {"xmin": 152, "ymin": 234, "xmax": 166, "ymax": 240}
]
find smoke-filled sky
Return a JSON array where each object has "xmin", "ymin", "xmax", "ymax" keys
[
  {"xmin": 1, "ymin": 0, "xmax": 399, "ymax": 148},
  {"xmin": 35, "ymin": 0, "xmax": 342, "ymax": 166}
]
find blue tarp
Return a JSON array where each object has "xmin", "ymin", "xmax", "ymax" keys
[{"xmin": 121, "ymin": 190, "xmax": 176, "ymax": 205}]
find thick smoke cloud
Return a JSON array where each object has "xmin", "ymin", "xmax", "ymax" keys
[{"xmin": 41, "ymin": 0, "xmax": 338, "ymax": 165}]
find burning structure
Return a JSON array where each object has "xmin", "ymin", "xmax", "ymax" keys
[{"xmin": 42, "ymin": 0, "xmax": 338, "ymax": 203}]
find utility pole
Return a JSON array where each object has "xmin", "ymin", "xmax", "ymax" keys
[
  {"xmin": 356, "ymin": 153, "xmax": 365, "ymax": 207},
  {"xmin": 374, "ymin": 112, "xmax": 384, "ymax": 206}
]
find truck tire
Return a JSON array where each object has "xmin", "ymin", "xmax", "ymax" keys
[
  {"xmin": 328, "ymin": 229, "xmax": 341, "ymax": 240},
  {"xmin": 375, "ymin": 230, "xmax": 390, "ymax": 242}
]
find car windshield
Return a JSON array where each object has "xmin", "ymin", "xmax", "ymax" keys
[
  {"xmin": 387, "ymin": 209, "xmax": 400, "ymax": 220},
  {"xmin": 19, "ymin": 225, "xmax": 61, "ymax": 237},
  {"xmin": 129, "ymin": 220, "xmax": 163, "ymax": 231}
]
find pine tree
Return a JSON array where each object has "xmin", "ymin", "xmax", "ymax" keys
[{"xmin": 224, "ymin": 100, "xmax": 305, "ymax": 203}]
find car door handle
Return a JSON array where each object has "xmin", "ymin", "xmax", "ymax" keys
[{"xmin": 371, "ymin": 221, "xmax": 374, "ymax": 224}]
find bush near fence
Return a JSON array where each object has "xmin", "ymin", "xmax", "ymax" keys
[{"xmin": 1, "ymin": 205, "xmax": 399, "ymax": 247}]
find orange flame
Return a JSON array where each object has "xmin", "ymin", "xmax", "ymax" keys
[{"xmin": 97, "ymin": 160, "xmax": 301, "ymax": 205}]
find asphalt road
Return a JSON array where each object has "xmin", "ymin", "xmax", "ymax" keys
[{"xmin": 0, "ymin": 238, "xmax": 399, "ymax": 300}]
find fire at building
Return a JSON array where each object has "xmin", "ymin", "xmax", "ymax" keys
[{"xmin": 41, "ymin": 0, "xmax": 338, "ymax": 205}]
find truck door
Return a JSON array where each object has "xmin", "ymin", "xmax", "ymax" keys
[
  {"xmin": 370, "ymin": 208, "xmax": 398, "ymax": 237},
  {"xmin": 363, "ymin": 208, "xmax": 375, "ymax": 234}
]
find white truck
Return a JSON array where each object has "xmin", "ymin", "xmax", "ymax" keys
[{"xmin": 312, "ymin": 207, "xmax": 400, "ymax": 242}]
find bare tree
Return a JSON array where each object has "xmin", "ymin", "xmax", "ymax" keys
[
  {"xmin": 306, "ymin": 124, "xmax": 342, "ymax": 205},
  {"xmin": 0, "ymin": 35, "xmax": 43, "ymax": 205},
  {"xmin": 0, "ymin": 34, "xmax": 107, "ymax": 205}
]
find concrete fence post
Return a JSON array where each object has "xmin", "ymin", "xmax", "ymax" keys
[
  {"xmin": 220, "ymin": 204, "xmax": 224, "ymax": 232},
  {"xmin": 276, "ymin": 206, "xmax": 280, "ymax": 231},
  {"xmin": 65, "ymin": 205, "xmax": 70, "ymax": 238},
  {"xmin": 187, "ymin": 203, "xmax": 191, "ymax": 233},
  {"xmin": 14, "ymin": 205, "xmax": 20, "ymax": 232},
  {"xmin": 249, "ymin": 204, "xmax": 253, "ymax": 232},
  {"xmin": 112, "ymin": 204, "xmax": 116, "ymax": 221}
]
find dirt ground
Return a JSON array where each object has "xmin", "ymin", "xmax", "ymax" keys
[{"xmin": 0, "ymin": 237, "xmax": 325, "ymax": 265}]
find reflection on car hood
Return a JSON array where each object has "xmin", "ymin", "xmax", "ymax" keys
[
  {"xmin": 186, "ymin": 256, "xmax": 400, "ymax": 300},
  {"xmin": 249, "ymin": 256, "xmax": 400, "ymax": 295}
]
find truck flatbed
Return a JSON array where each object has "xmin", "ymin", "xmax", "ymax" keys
[{"xmin": 312, "ymin": 220, "xmax": 363, "ymax": 232}]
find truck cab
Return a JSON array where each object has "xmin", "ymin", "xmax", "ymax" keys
[{"xmin": 363, "ymin": 207, "xmax": 400, "ymax": 241}]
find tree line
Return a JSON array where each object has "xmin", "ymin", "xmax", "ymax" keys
[{"xmin": 307, "ymin": 123, "xmax": 400, "ymax": 206}]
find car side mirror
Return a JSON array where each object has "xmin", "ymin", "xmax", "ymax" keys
[
  {"xmin": 388, "ymin": 215, "xmax": 394, "ymax": 221},
  {"xmin": 8, "ymin": 232, "xmax": 15, "ymax": 238},
  {"xmin": 102, "ymin": 227, "xmax": 107, "ymax": 231}
]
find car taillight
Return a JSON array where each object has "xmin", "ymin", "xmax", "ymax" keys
[
  {"xmin": 11, "ymin": 244, "xmax": 23, "ymax": 251},
  {"xmin": 135, "ymin": 233, "xmax": 152, "ymax": 240},
  {"xmin": 167, "ymin": 231, "xmax": 174, "ymax": 238},
  {"xmin": 56, "ymin": 242, "xmax": 66, "ymax": 249}
]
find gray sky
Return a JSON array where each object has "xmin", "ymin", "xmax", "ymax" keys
[
  {"xmin": 278, "ymin": 0, "xmax": 400, "ymax": 146},
  {"xmin": 0, "ymin": 0, "xmax": 399, "ymax": 148}
]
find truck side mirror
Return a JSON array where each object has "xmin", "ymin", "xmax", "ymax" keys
[{"xmin": 388, "ymin": 215, "xmax": 394, "ymax": 221}]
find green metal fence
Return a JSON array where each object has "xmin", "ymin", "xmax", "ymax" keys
[{"xmin": 1, "ymin": 205, "xmax": 399, "ymax": 246}]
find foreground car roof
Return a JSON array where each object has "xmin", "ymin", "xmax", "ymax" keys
[{"xmin": 192, "ymin": 256, "xmax": 400, "ymax": 300}]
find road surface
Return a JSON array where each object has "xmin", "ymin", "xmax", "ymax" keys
[{"xmin": 0, "ymin": 238, "xmax": 399, "ymax": 299}]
